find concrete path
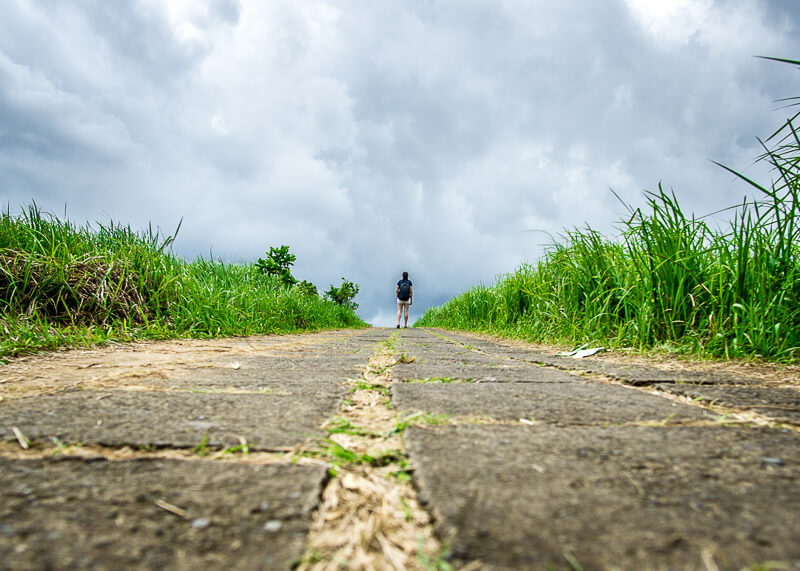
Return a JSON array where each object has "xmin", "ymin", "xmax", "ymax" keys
[{"xmin": 1, "ymin": 328, "xmax": 798, "ymax": 569}]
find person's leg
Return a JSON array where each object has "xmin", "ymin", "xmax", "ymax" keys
[
  {"xmin": 396, "ymin": 302, "xmax": 402, "ymax": 328},
  {"xmin": 403, "ymin": 303, "xmax": 410, "ymax": 327}
]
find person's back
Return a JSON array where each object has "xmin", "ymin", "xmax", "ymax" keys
[{"xmin": 396, "ymin": 271, "xmax": 413, "ymax": 328}]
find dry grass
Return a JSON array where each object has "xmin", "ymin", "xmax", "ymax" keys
[
  {"xmin": 0, "ymin": 251, "xmax": 149, "ymax": 324},
  {"xmin": 297, "ymin": 340, "xmax": 449, "ymax": 570},
  {"xmin": 0, "ymin": 440, "xmax": 316, "ymax": 465},
  {"xmin": 298, "ymin": 465, "xmax": 443, "ymax": 571},
  {"xmin": 0, "ymin": 331, "xmax": 359, "ymax": 400}
]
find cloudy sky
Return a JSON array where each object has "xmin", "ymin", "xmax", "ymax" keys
[{"xmin": 2, "ymin": 0, "xmax": 799, "ymax": 325}]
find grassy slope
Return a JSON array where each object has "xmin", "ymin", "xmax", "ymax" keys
[
  {"xmin": 0, "ymin": 205, "xmax": 366, "ymax": 360},
  {"xmin": 418, "ymin": 68, "xmax": 800, "ymax": 362},
  {"xmin": 417, "ymin": 186, "xmax": 799, "ymax": 361}
]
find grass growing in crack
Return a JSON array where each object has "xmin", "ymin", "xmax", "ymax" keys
[
  {"xmin": 302, "ymin": 439, "xmax": 408, "ymax": 472},
  {"xmin": 351, "ymin": 380, "xmax": 390, "ymax": 395},
  {"xmin": 216, "ymin": 439, "xmax": 249, "ymax": 458},
  {"xmin": 417, "ymin": 59, "xmax": 800, "ymax": 362},
  {"xmin": 561, "ymin": 552, "xmax": 585, "ymax": 571},
  {"xmin": 416, "ymin": 542, "xmax": 454, "ymax": 571},
  {"xmin": 191, "ymin": 431, "xmax": 209, "ymax": 456},
  {"xmin": 644, "ymin": 413, "xmax": 677, "ymax": 427},
  {"xmin": 391, "ymin": 470, "xmax": 414, "ymax": 484},
  {"xmin": 50, "ymin": 437, "xmax": 67, "ymax": 452},
  {"xmin": 383, "ymin": 332, "xmax": 399, "ymax": 351},
  {"xmin": 297, "ymin": 338, "xmax": 451, "ymax": 569},
  {"xmin": 0, "ymin": 203, "xmax": 367, "ymax": 360},
  {"xmin": 324, "ymin": 417, "xmax": 382, "ymax": 438},
  {"xmin": 387, "ymin": 412, "xmax": 452, "ymax": 436},
  {"xmin": 395, "ymin": 352, "xmax": 417, "ymax": 364}
]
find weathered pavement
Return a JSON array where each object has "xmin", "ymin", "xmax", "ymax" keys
[{"xmin": 1, "ymin": 328, "xmax": 799, "ymax": 569}]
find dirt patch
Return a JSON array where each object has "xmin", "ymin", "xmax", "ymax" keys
[{"xmin": 0, "ymin": 330, "xmax": 364, "ymax": 400}]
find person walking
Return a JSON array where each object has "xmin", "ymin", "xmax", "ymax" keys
[{"xmin": 396, "ymin": 271, "xmax": 413, "ymax": 328}]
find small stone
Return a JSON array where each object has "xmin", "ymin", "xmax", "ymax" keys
[
  {"xmin": 260, "ymin": 501, "xmax": 270, "ymax": 511},
  {"xmin": 191, "ymin": 518, "xmax": 211, "ymax": 529},
  {"xmin": 263, "ymin": 520, "xmax": 282, "ymax": 532},
  {"xmin": 762, "ymin": 457, "xmax": 784, "ymax": 466}
]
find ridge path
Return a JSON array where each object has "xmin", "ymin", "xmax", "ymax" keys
[{"xmin": 0, "ymin": 327, "xmax": 798, "ymax": 569}]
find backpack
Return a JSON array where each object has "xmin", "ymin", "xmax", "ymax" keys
[{"xmin": 398, "ymin": 280, "xmax": 411, "ymax": 301}]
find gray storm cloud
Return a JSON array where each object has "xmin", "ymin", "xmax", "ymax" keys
[{"xmin": 1, "ymin": 0, "xmax": 799, "ymax": 325}]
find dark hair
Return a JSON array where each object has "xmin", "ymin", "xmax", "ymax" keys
[{"xmin": 402, "ymin": 271, "xmax": 409, "ymax": 280}]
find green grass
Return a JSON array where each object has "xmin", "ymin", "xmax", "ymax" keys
[
  {"xmin": 351, "ymin": 380, "xmax": 390, "ymax": 394},
  {"xmin": 418, "ymin": 182, "xmax": 799, "ymax": 361},
  {"xmin": 386, "ymin": 411, "xmax": 452, "ymax": 436},
  {"xmin": 325, "ymin": 417, "xmax": 382, "ymax": 438},
  {"xmin": 418, "ymin": 60, "xmax": 800, "ymax": 363},
  {"xmin": 401, "ymin": 377, "xmax": 472, "ymax": 384},
  {"xmin": 0, "ymin": 203, "xmax": 367, "ymax": 360},
  {"xmin": 302, "ymin": 438, "xmax": 407, "ymax": 469}
]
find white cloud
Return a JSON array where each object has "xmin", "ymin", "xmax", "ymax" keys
[{"xmin": 1, "ymin": 0, "xmax": 799, "ymax": 323}]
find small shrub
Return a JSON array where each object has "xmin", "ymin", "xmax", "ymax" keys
[
  {"xmin": 296, "ymin": 280, "xmax": 318, "ymax": 297},
  {"xmin": 325, "ymin": 277, "xmax": 360, "ymax": 310},
  {"xmin": 255, "ymin": 245, "xmax": 297, "ymax": 286}
]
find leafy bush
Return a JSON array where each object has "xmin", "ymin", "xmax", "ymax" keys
[
  {"xmin": 255, "ymin": 244, "xmax": 298, "ymax": 286},
  {"xmin": 297, "ymin": 280, "xmax": 318, "ymax": 297},
  {"xmin": 325, "ymin": 278, "xmax": 360, "ymax": 310}
]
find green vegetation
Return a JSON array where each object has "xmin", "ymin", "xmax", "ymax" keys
[
  {"xmin": 0, "ymin": 205, "xmax": 366, "ymax": 360},
  {"xmin": 256, "ymin": 244, "xmax": 298, "ymax": 286},
  {"xmin": 324, "ymin": 417, "xmax": 382, "ymax": 438},
  {"xmin": 418, "ymin": 58, "xmax": 799, "ymax": 362},
  {"xmin": 303, "ymin": 438, "xmax": 407, "ymax": 469},
  {"xmin": 386, "ymin": 412, "xmax": 452, "ymax": 436},
  {"xmin": 351, "ymin": 380, "xmax": 390, "ymax": 395},
  {"xmin": 324, "ymin": 277, "xmax": 360, "ymax": 310}
]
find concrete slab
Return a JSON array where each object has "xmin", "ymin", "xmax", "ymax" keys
[
  {"xmin": 428, "ymin": 330, "xmax": 753, "ymax": 385},
  {"xmin": 43, "ymin": 356, "xmax": 362, "ymax": 396},
  {"xmin": 658, "ymin": 384, "xmax": 800, "ymax": 424},
  {"xmin": 391, "ymin": 362, "xmax": 580, "ymax": 383},
  {"xmin": 392, "ymin": 329, "xmax": 431, "ymax": 338},
  {"xmin": 175, "ymin": 355, "xmax": 362, "ymax": 389},
  {"xmin": 406, "ymin": 424, "xmax": 800, "ymax": 570},
  {"xmin": 392, "ymin": 381, "xmax": 715, "ymax": 424},
  {"xmin": 541, "ymin": 359, "xmax": 746, "ymax": 386},
  {"xmin": 0, "ymin": 385, "xmax": 343, "ymax": 450},
  {"xmin": 0, "ymin": 457, "xmax": 325, "ymax": 570}
]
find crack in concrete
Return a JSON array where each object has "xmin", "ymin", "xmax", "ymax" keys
[{"xmin": 295, "ymin": 333, "xmax": 454, "ymax": 570}]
